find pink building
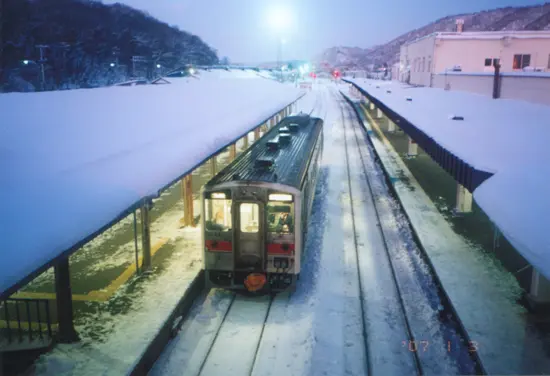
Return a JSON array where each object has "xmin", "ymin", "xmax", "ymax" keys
[{"xmin": 399, "ymin": 21, "xmax": 550, "ymax": 86}]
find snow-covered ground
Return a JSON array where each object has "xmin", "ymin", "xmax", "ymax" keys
[
  {"xmin": 150, "ymin": 83, "xmax": 489, "ymax": 376},
  {"xmin": 350, "ymin": 95, "xmax": 550, "ymax": 375},
  {"xmin": 0, "ymin": 69, "xmax": 305, "ymax": 297},
  {"xmin": 344, "ymin": 78, "xmax": 550, "ymax": 282},
  {"xmin": 33, "ymin": 221, "xmax": 202, "ymax": 375},
  {"xmin": 16, "ymin": 87, "xmax": 316, "ymax": 375},
  {"xmin": 24, "ymin": 178, "xmax": 206, "ymax": 373}
]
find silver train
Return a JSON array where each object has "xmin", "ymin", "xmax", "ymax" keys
[{"xmin": 201, "ymin": 112, "xmax": 323, "ymax": 293}]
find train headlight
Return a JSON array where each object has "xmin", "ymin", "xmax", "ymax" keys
[
  {"xmin": 211, "ymin": 192, "xmax": 226, "ymax": 199},
  {"xmin": 269, "ymin": 193, "xmax": 292, "ymax": 202}
]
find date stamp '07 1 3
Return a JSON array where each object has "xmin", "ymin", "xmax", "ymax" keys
[{"xmin": 402, "ymin": 340, "xmax": 478, "ymax": 353}]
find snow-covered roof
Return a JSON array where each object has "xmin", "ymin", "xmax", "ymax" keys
[
  {"xmin": 437, "ymin": 30, "xmax": 550, "ymax": 40},
  {"xmin": 437, "ymin": 71, "xmax": 550, "ymax": 78},
  {"xmin": 404, "ymin": 30, "xmax": 550, "ymax": 47},
  {"xmin": 345, "ymin": 78, "xmax": 550, "ymax": 280},
  {"xmin": 0, "ymin": 70, "xmax": 302, "ymax": 297}
]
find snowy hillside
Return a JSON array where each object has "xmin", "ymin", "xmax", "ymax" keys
[
  {"xmin": 1, "ymin": 0, "xmax": 219, "ymax": 92},
  {"xmin": 318, "ymin": 2, "xmax": 550, "ymax": 69}
]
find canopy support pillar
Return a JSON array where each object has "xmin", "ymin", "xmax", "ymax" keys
[
  {"xmin": 181, "ymin": 175, "xmax": 194, "ymax": 227},
  {"xmin": 55, "ymin": 258, "xmax": 79, "ymax": 343},
  {"xmin": 140, "ymin": 199, "xmax": 152, "ymax": 270},
  {"xmin": 528, "ymin": 270, "xmax": 550, "ymax": 312},
  {"xmin": 407, "ymin": 136, "xmax": 418, "ymax": 157},
  {"xmin": 229, "ymin": 144, "xmax": 236, "ymax": 161},
  {"xmin": 455, "ymin": 183, "xmax": 473, "ymax": 213},
  {"xmin": 210, "ymin": 156, "xmax": 217, "ymax": 177},
  {"xmin": 387, "ymin": 119, "xmax": 396, "ymax": 132}
]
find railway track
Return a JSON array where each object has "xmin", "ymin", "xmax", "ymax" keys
[
  {"xmin": 149, "ymin": 84, "xmax": 483, "ymax": 376},
  {"xmin": 150, "ymin": 289, "xmax": 276, "ymax": 376},
  {"xmin": 335, "ymin": 88, "xmax": 483, "ymax": 375}
]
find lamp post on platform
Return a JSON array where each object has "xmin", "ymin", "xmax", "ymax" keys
[{"xmin": 268, "ymin": 5, "xmax": 292, "ymax": 82}]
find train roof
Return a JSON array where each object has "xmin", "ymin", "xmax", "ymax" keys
[{"xmin": 205, "ymin": 113, "xmax": 323, "ymax": 189}]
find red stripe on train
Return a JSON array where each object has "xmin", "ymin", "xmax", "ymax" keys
[
  {"xmin": 267, "ymin": 243, "xmax": 295, "ymax": 255},
  {"xmin": 206, "ymin": 240, "xmax": 232, "ymax": 252}
]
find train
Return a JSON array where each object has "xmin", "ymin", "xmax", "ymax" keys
[{"xmin": 201, "ymin": 112, "xmax": 324, "ymax": 293}]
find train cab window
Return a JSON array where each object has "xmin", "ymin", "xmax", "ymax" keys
[
  {"xmin": 267, "ymin": 202, "xmax": 294, "ymax": 234},
  {"xmin": 240, "ymin": 203, "xmax": 260, "ymax": 233},
  {"xmin": 205, "ymin": 198, "xmax": 232, "ymax": 232}
]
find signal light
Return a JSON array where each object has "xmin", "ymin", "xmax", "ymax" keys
[{"xmin": 244, "ymin": 273, "xmax": 267, "ymax": 292}]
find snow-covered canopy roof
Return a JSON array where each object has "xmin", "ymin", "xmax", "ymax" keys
[
  {"xmin": 0, "ymin": 69, "xmax": 302, "ymax": 297},
  {"xmin": 346, "ymin": 78, "xmax": 550, "ymax": 280}
]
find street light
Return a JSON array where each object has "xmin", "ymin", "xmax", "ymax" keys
[
  {"xmin": 267, "ymin": 5, "xmax": 293, "ymax": 81},
  {"xmin": 268, "ymin": 6, "xmax": 292, "ymax": 31},
  {"xmin": 110, "ymin": 63, "xmax": 115, "ymax": 67},
  {"xmin": 156, "ymin": 64, "xmax": 161, "ymax": 69},
  {"xmin": 23, "ymin": 60, "xmax": 30, "ymax": 65}
]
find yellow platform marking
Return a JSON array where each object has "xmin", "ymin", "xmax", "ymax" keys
[
  {"xmin": 88, "ymin": 237, "xmax": 169, "ymax": 300},
  {"xmin": 11, "ymin": 291, "xmax": 102, "ymax": 302},
  {"xmin": 0, "ymin": 320, "xmax": 59, "ymax": 332},
  {"xmin": 12, "ymin": 238, "xmax": 169, "ymax": 303},
  {"xmin": 360, "ymin": 104, "xmax": 391, "ymax": 147}
]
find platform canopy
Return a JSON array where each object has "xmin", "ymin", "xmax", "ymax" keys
[
  {"xmin": 346, "ymin": 78, "xmax": 550, "ymax": 280},
  {"xmin": 0, "ymin": 69, "xmax": 303, "ymax": 298}
]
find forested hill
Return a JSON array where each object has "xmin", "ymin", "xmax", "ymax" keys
[{"xmin": 1, "ymin": 0, "xmax": 219, "ymax": 92}]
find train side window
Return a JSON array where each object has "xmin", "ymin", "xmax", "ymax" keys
[
  {"xmin": 205, "ymin": 198, "xmax": 232, "ymax": 232},
  {"xmin": 267, "ymin": 202, "xmax": 294, "ymax": 234},
  {"xmin": 240, "ymin": 203, "xmax": 259, "ymax": 233}
]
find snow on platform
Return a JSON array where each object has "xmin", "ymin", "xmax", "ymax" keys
[
  {"xmin": 33, "ymin": 227, "xmax": 203, "ymax": 375},
  {"xmin": 345, "ymin": 78, "xmax": 550, "ymax": 280},
  {"xmin": 349, "ymin": 98, "xmax": 550, "ymax": 375},
  {"xmin": 0, "ymin": 70, "xmax": 303, "ymax": 297}
]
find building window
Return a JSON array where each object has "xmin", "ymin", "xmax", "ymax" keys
[
  {"xmin": 548, "ymin": 54, "xmax": 550, "ymax": 69},
  {"xmin": 427, "ymin": 57, "xmax": 432, "ymax": 72},
  {"xmin": 422, "ymin": 57, "xmax": 426, "ymax": 72},
  {"xmin": 513, "ymin": 54, "xmax": 531, "ymax": 69},
  {"xmin": 485, "ymin": 58, "xmax": 500, "ymax": 67}
]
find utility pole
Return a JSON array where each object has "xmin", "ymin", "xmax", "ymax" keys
[
  {"xmin": 36, "ymin": 44, "xmax": 49, "ymax": 91},
  {"xmin": 277, "ymin": 41, "xmax": 281, "ymax": 81},
  {"xmin": 492, "ymin": 62, "xmax": 501, "ymax": 99}
]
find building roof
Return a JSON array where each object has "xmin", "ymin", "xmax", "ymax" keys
[
  {"xmin": 0, "ymin": 70, "xmax": 303, "ymax": 299},
  {"xmin": 206, "ymin": 114, "xmax": 323, "ymax": 189},
  {"xmin": 437, "ymin": 30, "xmax": 550, "ymax": 40},
  {"xmin": 345, "ymin": 78, "xmax": 550, "ymax": 281},
  {"xmin": 403, "ymin": 30, "xmax": 550, "ymax": 47}
]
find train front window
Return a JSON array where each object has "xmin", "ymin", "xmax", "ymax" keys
[
  {"xmin": 240, "ymin": 203, "xmax": 259, "ymax": 233},
  {"xmin": 205, "ymin": 198, "xmax": 232, "ymax": 231},
  {"xmin": 267, "ymin": 202, "xmax": 294, "ymax": 234}
]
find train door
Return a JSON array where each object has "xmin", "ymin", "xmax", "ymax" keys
[{"xmin": 235, "ymin": 201, "xmax": 265, "ymax": 271}]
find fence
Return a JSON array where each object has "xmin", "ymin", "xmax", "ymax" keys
[
  {"xmin": 1, "ymin": 298, "xmax": 54, "ymax": 349},
  {"xmin": 432, "ymin": 72, "xmax": 550, "ymax": 106}
]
